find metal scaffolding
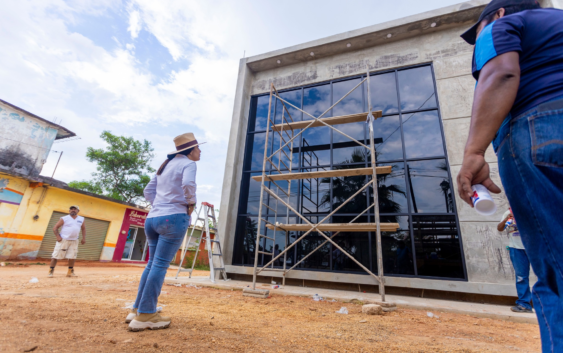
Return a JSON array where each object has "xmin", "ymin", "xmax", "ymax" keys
[{"xmin": 249, "ymin": 71, "xmax": 399, "ymax": 301}]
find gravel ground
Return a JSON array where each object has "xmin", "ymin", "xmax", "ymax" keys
[{"xmin": 0, "ymin": 261, "xmax": 541, "ymax": 352}]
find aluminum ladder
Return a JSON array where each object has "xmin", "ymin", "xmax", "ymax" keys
[{"xmin": 174, "ymin": 202, "xmax": 228, "ymax": 283}]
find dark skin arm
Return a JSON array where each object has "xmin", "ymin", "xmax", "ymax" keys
[
  {"xmin": 53, "ymin": 219, "xmax": 64, "ymax": 242},
  {"xmin": 457, "ymin": 51, "xmax": 521, "ymax": 206},
  {"xmin": 81, "ymin": 222, "xmax": 86, "ymax": 245}
]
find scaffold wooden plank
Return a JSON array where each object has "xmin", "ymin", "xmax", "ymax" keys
[
  {"xmin": 265, "ymin": 223, "xmax": 399, "ymax": 232},
  {"xmin": 251, "ymin": 166, "xmax": 391, "ymax": 182},
  {"xmin": 271, "ymin": 111, "xmax": 383, "ymax": 131}
]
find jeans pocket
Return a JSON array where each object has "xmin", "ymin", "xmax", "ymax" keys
[{"xmin": 529, "ymin": 112, "xmax": 563, "ymax": 168}]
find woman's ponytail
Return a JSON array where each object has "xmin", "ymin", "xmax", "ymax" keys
[
  {"xmin": 157, "ymin": 155, "xmax": 174, "ymax": 175},
  {"xmin": 157, "ymin": 147, "xmax": 194, "ymax": 175}
]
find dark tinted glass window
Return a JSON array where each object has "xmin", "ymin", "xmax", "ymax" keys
[
  {"xmin": 253, "ymin": 95, "xmax": 273, "ymax": 132},
  {"xmin": 407, "ymin": 159, "xmax": 453, "ymax": 213},
  {"xmin": 297, "ymin": 216, "xmax": 331, "ymax": 270},
  {"xmin": 246, "ymin": 132, "xmax": 271, "ymax": 171},
  {"xmin": 271, "ymin": 131, "xmax": 293, "ymax": 171},
  {"xmin": 398, "ymin": 67, "xmax": 437, "ymax": 111},
  {"xmin": 331, "ymin": 166, "xmax": 369, "ymax": 214},
  {"xmin": 301, "ymin": 167, "xmax": 331, "ymax": 214},
  {"xmin": 235, "ymin": 216, "xmax": 265, "ymax": 266},
  {"xmin": 372, "ymin": 216, "xmax": 414, "ymax": 275},
  {"xmin": 236, "ymin": 65, "xmax": 464, "ymax": 280},
  {"xmin": 402, "ymin": 110, "xmax": 444, "ymax": 159},
  {"xmin": 369, "ymin": 162, "xmax": 409, "ymax": 214},
  {"xmin": 242, "ymin": 172, "xmax": 265, "ymax": 215},
  {"xmin": 333, "ymin": 78, "xmax": 363, "ymax": 117},
  {"xmin": 368, "ymin": 72, "xmax": 399, "ymax": 114},
  {"xmin": 301, "ymin": 127, "xmax": 331, "ymax": 167},
  {"xmin": 267, "ymin": 173, "xmax": 299, "ymax": 215},
  {"xmin": 413, "ymin": 215, "xmax": 463, "ymax": 278},
  {"xmin": 333, "ymin": 122, "xmax": 366, "ymax": 166},
  {"xmin": 261, "ymin": 216, "xmax": 297, "ymax": 268},
  {"xmin": 332, "ymin": 216, "xmax": 370, "ymax": 272},
  {"xmin": 304, "ymin": 84, "xmax": 331, "ymax": 119},
  {"xmin": 275, "ymin": 90, "xmax": 302, "ymax": 124},
  {"xmin": 372, "ymin": 115, "xmax": 403, "ymax": 162}
]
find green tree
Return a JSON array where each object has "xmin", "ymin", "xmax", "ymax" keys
[{"xmin": 69, "ymin": 131, "xmax": 155, "ymax": 204}]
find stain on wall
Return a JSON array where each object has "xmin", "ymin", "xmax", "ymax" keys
[{"xmin": 0, "ymin": 104, "xmax": 58, "ymax": 177}]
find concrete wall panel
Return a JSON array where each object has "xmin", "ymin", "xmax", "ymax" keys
[
  {"xmin": 433, "ymin": 53, "xmax": 472, "ymax": 80},
  {"xmin": 460, "ymin": 221, "xmax": 537, "ymax": 286},
  {"xmin": 251, "ymin": 27, "xmax": 473, "ymax": 95},
  {"xmin": 219, "ymin": 59, "xmax": 254, "ymax": 265},
  {"xmin": 436, "ymin": 74, "xmax": 475, "ymax": 119},
  {"xmin": 442, "ymin": 117, "xmax": 497, "ymax": 166}
]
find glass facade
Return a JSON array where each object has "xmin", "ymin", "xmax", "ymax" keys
[{"xmin": 233, "ymin": 64, "xmax": 466, "ymax": 280}]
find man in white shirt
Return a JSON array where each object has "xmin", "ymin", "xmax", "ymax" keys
[
  {"xmin": 498, "ymin": 208, "xmax": 532, "ymax": 313},
  {"xmin": 48, "ymin": 205, "xmax": 86, "ymax": 277}
]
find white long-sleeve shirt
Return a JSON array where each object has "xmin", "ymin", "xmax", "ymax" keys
[{"xmin": 144, "ymin": 154, "xmax": 197, "ymax": 218}]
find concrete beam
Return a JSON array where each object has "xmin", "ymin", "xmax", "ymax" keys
[
  {"xmin": 225, "ymin": 265, "xmax": 517, "ymax": 297},
  {"xmin": 246, "ymin": 1, "xmax": 488, "ymax": 72},
  {"xmin": 218, "ymin": 59, "xmax": 255, "ymax": 266}
]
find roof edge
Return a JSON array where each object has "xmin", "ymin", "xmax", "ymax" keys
[
  {"xmin": 0, "ymin": 170, "xmax": 146, "ymax": 211},
  {"xmin": 245, "ymin": 0, "xmax": 488, "ymax": 72},
  {"xmin": 0, "ymin": 99, "xmax": 77, "ymax": 140}
]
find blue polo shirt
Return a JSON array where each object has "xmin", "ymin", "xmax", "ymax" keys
[{"xmin": 472, "ymin": 8, "xmax": 563, "ymax": 118}]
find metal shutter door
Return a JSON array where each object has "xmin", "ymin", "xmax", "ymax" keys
[{"xmin": 37, "ymin": 212, "xmax": 110, "ymax": 261}]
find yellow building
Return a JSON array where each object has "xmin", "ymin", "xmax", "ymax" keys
[
  {"xmin": 0, "ymin": 170, "xmax": 148, "ymax": 261},
  {"xmin": 0, "ymin": 98, "xmax": 149, "ymax": 262}
]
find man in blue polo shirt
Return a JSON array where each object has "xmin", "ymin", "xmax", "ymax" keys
[{"xmin": 456, "ymin": 1, "xmax": 563, "ymax": 351}]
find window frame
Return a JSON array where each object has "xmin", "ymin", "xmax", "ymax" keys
[{"xmin": 233, "ymin": 63, "xmax": 467, "ymax": 281}]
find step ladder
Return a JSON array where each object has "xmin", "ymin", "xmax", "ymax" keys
[{"xmin": 174, "ymin": 202, "xmax": 228, "ymax": 283}]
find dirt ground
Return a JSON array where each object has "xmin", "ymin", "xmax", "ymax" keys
[{"xmin": 0, "ymin": 261, "xmax": 541, "ymax": 353}]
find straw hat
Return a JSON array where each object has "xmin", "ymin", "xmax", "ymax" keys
[{"xmin": 168, "ymin": 133, "xmax": 206, "ymax": 155}]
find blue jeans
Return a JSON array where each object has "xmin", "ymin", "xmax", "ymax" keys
[
  {"xmin": 494, "ymin": 97, "xmax": 563, "ymax": 352},
  {"xmin": 133, "ymin": 213, "xmax": 189, "ymax": 314},
  {"xmin": 508, "ymin": 247, "xmax": 532, "ymax": 310}
]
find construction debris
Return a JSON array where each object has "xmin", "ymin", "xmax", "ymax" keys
[
  {"xmin": 364, "ymin": 299, "xmax": 397, "ymax": 312},
  {"xmin": 335, "ymin": 307, "xmax": 349, "ymax": 314},
  {"xmin": 362, "ymin": 304, "xmax": 383, "ymax": 315},
  {"xmin": 427, "ymin": 312, "xmax": 440, "ymax": 319},
  {"xmin": 312, "ymin": 294, "xmax": 323, "ymax": 301},
  {"xmin": 243, "ymin": 288, "xmax": 269, "ymax": 299}
]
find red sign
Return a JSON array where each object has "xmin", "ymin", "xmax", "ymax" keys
[
  {"xmin": 113, "ymin": 208, "xmax": 149, "ymax": 261},
  {"xmin": 125, "ymin": 209, "xmax": 147, "ymax": 227}
]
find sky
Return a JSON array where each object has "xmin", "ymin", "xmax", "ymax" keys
[{"xmin": 0, "ymin": 0, "xmax": 464, "ymax": 212}]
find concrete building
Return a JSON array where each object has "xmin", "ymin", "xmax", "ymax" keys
[{"xmin": 219, "ymin": 0, "xmax": 563, "ymax": 302}]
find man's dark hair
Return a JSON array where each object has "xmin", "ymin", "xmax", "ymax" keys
[{"xmin": 482, "ymin": 3, "xmax": 542, "ymax": 24}]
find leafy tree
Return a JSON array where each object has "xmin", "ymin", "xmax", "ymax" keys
[
  {"xmin": 69, "ymin": 131, "xmax": 155, "ymax": 204},
  {"xmin": 67, "ymin": 181, "xmax": 104, "ymax": 195}
]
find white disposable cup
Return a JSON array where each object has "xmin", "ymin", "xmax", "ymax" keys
[{"xmin": 471, "ymin": 184, "xmax": 497, "ymax": 215}]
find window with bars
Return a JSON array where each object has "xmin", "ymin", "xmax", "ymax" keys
[{"xmin": 233, "ymin": 64, "xmax": 466, "ymax": 280}]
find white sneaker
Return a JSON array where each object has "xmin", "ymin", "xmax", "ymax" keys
[
  {"xmin": 125, "ymin": 308, "xmax": 137, "ymax": 323},
  {"xmin": 128, "ymin": 313, "xmax": 171, "ymax": 332}
]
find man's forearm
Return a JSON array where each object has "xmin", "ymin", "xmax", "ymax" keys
[{"xmin": 465, "ymin": 52, "xmax": 520, "ymax": 156}]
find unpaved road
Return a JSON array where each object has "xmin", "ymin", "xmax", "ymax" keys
[{"xmin": 0, "ymin": 261, "xmax": 540, "ymax": 352}]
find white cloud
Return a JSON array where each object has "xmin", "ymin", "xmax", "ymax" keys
[{"xmin": 127, "ymin": 10, "xmax": 142, "ymax": 39}]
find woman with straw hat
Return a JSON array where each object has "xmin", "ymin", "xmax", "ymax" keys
[{"xmin": 127, "ymin": 132, "xmax": 203, "ymax": 331}]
